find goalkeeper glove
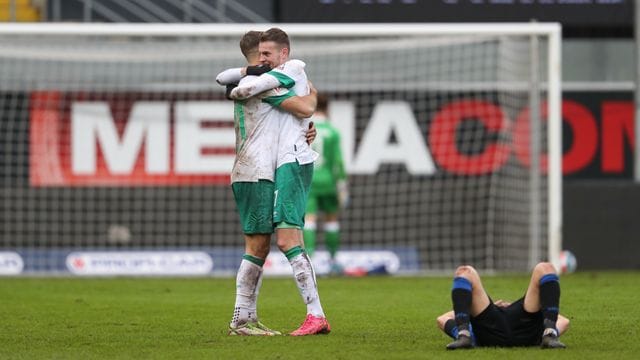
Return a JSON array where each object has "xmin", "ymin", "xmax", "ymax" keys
[
  {"xmin": 246, "ymin": 64, "xmax": 271, "ymax": 76},
  {"xmin": 225, "ymin": 84, "xmax": 237, "ymax": 100},
  {"xmin": 337, "ymin": 180, "xmax": 350, "ymax": 209}
]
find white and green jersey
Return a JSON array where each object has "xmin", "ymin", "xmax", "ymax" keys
[
  {"xmin": 230, "ymin": 75, "xmax": 295, "ymax": 183},
  {"xmin": 230, "ymin": 59, "xmax": 318, "ymax": 168},
  {"xmin": 272, "ymin": 60, "xmax": 318, "ymax": 167}
]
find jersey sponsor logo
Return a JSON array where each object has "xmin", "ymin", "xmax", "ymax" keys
[
  {"xmin": 0, "ymin": 252, "xmax": 24, "ymax": 275},
  {"xmin": 66, "ymin": 251, "xmax": 213, "ymax": 275}
]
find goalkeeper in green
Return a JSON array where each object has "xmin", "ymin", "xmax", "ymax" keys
[{"xmin": 303, "ymin": 94, "xmax": 348, "ymax": 274}]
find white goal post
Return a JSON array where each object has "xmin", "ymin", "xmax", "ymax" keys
[{"xmin": 0, "ymin": 23, "xmax": 561, "ymax": 275}]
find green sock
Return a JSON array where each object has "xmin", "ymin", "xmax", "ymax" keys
[
  {"xmin": 283, "ymin": 245, "xmax": 305, "ymax": 260},
  {"xmin": 303, "ymin": 228, "xmax": 316, "ymax": 257},
  {"xmin": 325, "ymin": 230, "xmax": 340, "ymax": 259}
]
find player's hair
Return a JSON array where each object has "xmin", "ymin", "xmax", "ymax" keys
[
  {"xmin": 239, "ymin": 30, "xmax": 262, "ymax": 60},
  {"xmin": 316, "ymin": 93, "xmax": 328, "ymax": 113},
  {"xmin": 260, "ymin": 27, "xmax": 290, "ymax": 52}
]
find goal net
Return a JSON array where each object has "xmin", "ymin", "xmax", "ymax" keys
[{"xmin": 0, "ymin": 23, "xmax": 561, "ymax": 275}]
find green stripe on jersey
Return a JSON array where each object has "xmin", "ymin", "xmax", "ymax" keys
[
  {"xmin": 267, "ymin": 71, "xmax": 295, "ymax": 88},
  {"xmin": 262, "ymin": 90, "xmax": 296, "ymax": 107},
  {"xmin": 234, "ymin": 101, "xmax": 246, "ymax": 151}
]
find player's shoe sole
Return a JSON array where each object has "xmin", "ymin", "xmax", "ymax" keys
[
  {"xmin": 228, "ymin": 321, "xmax": 281, "ymax": 336},
  {"xmin": 540, "ymin": 334, "xmax": 566, "ymax": 349},
  {"xmin": 446, "ymin": 334, "xmax": 474, "ymax": 350}
]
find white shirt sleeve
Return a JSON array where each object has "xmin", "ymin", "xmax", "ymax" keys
[
  {"xmin": 215, "ymin": 67, "xmax": 243, "ymax": 85},
  {"xmin": 229, "ymin": 73, "xmax": 282, "ymax": 100},
  {"xmin": 284, "ymin": 59, "xmax": 306, "ymax": 75},
  {"xmin": 227, "ymin": 59, "xmax": 305, "ymax": 100}
]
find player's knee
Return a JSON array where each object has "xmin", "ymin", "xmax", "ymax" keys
[
  {"xmin": 256, "ymin": 244, "xmax": 270, "ymax": 259},
  {"xmin": 324, "ymin": 221, "xmax": 339, "ymax": 232},
  {"xmin": 324, "ymin": 213, "xmax": 339, "ymax": 222},
  {"xmin": 276, "ymin": 238, "xmax": 298, "ymax": 252},
  {"xmin": 304, "ymin": 220, "xmax": 317, "ymax": 231},
  {"xmin": 534, "ymin": 262, "xmax": 556, "ymax": 275},
  {"xmin": 436, "ymin": 314, "xmax": 449, "ymax": 328},
  {"xmin": 454, "ymin": 265, "xmax": 477, "ymax": 279},
  {"xmin": 276, "ymin": 238, "xmax": 288, "ymax": 251},
  {"xmin": 246, "ymin": 235, "xmax": 270, "ymax": 258}
]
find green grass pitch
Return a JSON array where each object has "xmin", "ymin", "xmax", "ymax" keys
[{"xmin": 1, "ymin": 271, "xmax": 639, "ymax": 359}]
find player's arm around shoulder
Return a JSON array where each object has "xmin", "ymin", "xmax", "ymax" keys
[
  {"xmin": 279, "ymin": 81, "xmax": 317, "ymax": 119},
  {"xmin": 280, "ymin": 59, "xmax": 306, "ymax": 76},
  {"xmin": 216, "ymin": 64, "xmax": 271, "ymax": 86},
  {"xmin": 215, "ymin": 67, "xmax": 243, "ymax": 85},
  {"xmin": 230, "ymin": 72, "xmax": 284, "ymax": 100},
  {"xmin": 230, "ymin": 61, "xmax": 302, "ymax": 100},
  {"xmin": 268, "ymin": 59, "xmax": 305, "ymax": 90}
]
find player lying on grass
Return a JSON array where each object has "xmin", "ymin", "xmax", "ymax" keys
[{"xmin": 436, "ymin": 262, "xmax": 569, "ymax": 350}]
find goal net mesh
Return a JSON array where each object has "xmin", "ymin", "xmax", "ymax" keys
[{"xmin": 0, "ymin": 26, "xmax": 556, "ymax": 274}]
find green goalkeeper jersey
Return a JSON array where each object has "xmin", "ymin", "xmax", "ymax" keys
[{"xmin": 310, "ymin": 117, "xmax": 346, "ymax": 195}]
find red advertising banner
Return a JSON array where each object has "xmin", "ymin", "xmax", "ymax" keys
[{"xmin": 28, "ymin": 90, "xmax": 637, "ymax": 187}]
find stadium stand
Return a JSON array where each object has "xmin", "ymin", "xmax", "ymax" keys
[
  {"xmin": 45, "ymin": 0, "xmax": 271, "ymax": 23},
  {"xmin": 0, "ymin": 0, "xmax": 40, "ymax": 22}
]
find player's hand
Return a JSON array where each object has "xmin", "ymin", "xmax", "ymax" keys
[
  {"xmin": 306, "ymin": 121, "xmax": 317, "ymax": 144},
  {"xmin": 229, "ymin": 86, "xmax": 252, "ymax": 100},
  {"xmin": 245, "ymin": 64, "xmax": 271, "ymax": 76},
  {"xmin": 308, "ymin": 81, "xmax": 317, "ymax": 96},
  {"xmin": 225, "ymin": 84, "xmax": 237, "ymax": 101},
  {"xmin": 337, "ymin": 180, "xmax": 350, "ymax": 209},
  {"xmin": 494, "ymin": 299, "xmax": 511, "ymax": 308}
]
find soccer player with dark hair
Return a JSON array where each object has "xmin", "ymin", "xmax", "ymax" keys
[{"xmin": 437, "ymin": 262, "xmax": 569, "ymax": 350}]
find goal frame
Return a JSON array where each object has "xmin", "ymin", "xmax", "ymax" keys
[{"xmin": 0, "ymin": 22, "xmax": 562, "ymax": 271}]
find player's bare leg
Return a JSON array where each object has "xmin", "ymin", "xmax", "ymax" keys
[
  {"xmin": 229, "ymin": 234, "xmax": 281, "ymax": 336},
  {"xmin": 523, "ymin": 262, "xmax": 566, "ymax": 348},
  {"xmin": 445, "ymin": 265, "xmax": 491, "ymax": 350},
  {"xmin": 277, "ymin": 227, "xmax": 330, "ymax": 336}
]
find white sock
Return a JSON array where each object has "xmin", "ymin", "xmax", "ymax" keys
[
  {"xmin": 230, "ymin": 259, "xmax": 262, "ymax": 327},
  {"xmin": 289, "ymin": 252, "xmax": 325, "ymax": 318},
  {"xmin": 252, "ymin": 267, "xmax": 264, "ymax": 317}
]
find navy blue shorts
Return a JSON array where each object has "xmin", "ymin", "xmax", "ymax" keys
[{"xmin": 470, "ymin": 297, "xmax": 544, "ymax": 347}]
